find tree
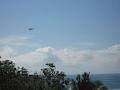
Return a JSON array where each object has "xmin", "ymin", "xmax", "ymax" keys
[
  {"xmin": 93, "ymin": 80, "xmax": 108, "ymax": 90},
  {"xmin": 73, "ymin": 72, "xmax": 108, "ymax": 90},
  {"xmin": 41, "ymin": 63, "xmax": 67, "ymax": 90},
  {"xmin": 0, "ymin": 60, "xmax": 18, "ymax": 90},
  {"xmin": 0, "ymin": 60, "xmax": 108, "ymax": 90}
]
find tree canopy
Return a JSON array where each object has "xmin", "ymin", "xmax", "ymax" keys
[{"xmin": 0, "ymin": 60, "xmax": 108, "ymax": 90}]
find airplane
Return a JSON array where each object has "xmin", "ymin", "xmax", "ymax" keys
[{"xmin": 28, "ymin": 28, "xmax": 34, "ymax": 31}]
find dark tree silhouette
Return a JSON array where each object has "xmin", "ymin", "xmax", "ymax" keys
[{"xmin": 0, "ymin": 60, "xmax": 108, "ymax": 90}]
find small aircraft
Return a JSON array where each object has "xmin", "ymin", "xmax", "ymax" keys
[{"xmin": 28, "ymin": 28, "xmax": 34, "ymax": 31}]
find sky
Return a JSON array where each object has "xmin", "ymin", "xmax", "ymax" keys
[{"xmin": 0, "ymin": 0, "xmax": 120, "ymax": 74}]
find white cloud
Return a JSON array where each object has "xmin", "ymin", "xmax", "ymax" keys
[
  {"xmin": 13, "ymin": 44, "xmax": 120, "ymax": 74},
  {"xmin": 0, "ymin": 36, "xmax": 119, "ymax": 74},
  {"xmin": 0, "ymin": 46, "xmax": 17, "ymax": 59},
  {"xmin": 0, "ymin": 36, "xmax": 29, "ymax": 46},
  {"xmin": 13, "ymin": 47, "xmax": 60, "ymax": 72},
  {"xmin": 0, "ymin": 35, "xmax": 31, "ymax": 59},
  {"xmin": 56, "ymin": 48, "xmax": 94, "ymax": 65}
]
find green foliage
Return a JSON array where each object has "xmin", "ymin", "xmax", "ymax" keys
[
  {"xmin": 41, "ymin": 63, "xmax": 66, "ymax": 90},
  {"xmin": 0, "ymin": 60, "xmax": 22, "ymax": 90},
  {"xmin": 0, "ymin": 60, "xmax": 108, "ymax": 90},
  {"xmin": 70, "ymin": 72, "xmax": 108, "ymax": 90}
]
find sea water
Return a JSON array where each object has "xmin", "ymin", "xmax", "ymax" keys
[{"xmin": 68, "ymin": 74, "xmax": 120, "ymax": 90}]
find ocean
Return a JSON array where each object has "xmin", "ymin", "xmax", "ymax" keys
[{"xmin": 68, "ymin": 74, "xmax": 120, "ymax": 90}]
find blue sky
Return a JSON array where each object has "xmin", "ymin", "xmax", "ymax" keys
[{"xmin": 0, "ymin": 0, "xmax": 120, "ymax": 74}]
